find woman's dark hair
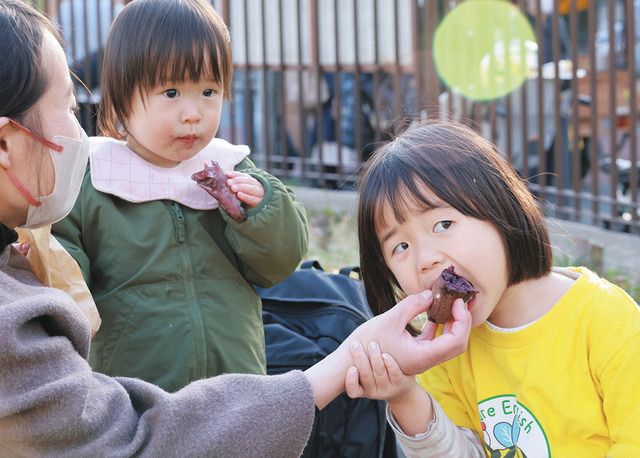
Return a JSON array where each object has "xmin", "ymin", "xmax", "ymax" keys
[
  {"xmin": 358, "ymin": 121, "xmax": 552, "ymax": 324},
  {"xmin": 99, "ymin": 0, "xmax": 233, "ymax": 138},
  {"xmin": 0, "ymin": 0, "xmax": 63, "ymax": 125}
]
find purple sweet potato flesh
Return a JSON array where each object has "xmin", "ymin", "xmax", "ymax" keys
[
  {"xmin": 428, "ymin": 266, "xmax": 477, "ymax": 324},
  {"xmin": 191, "ymin": 161, "xmax": 246, "ymax": 223}
]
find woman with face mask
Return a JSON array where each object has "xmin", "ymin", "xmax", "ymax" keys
[{"xmin": 0, "ymin": 2, "xmax": 471, "ymax": 455}]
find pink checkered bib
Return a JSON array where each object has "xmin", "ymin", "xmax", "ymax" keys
[{"xmin": 89, "ymin": 137, "xmax": 250, "ymax": 210}]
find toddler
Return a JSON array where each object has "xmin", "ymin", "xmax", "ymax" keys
[{"xmin": 53, "ymin": 0, "xmax": 308, "ymax": 392}]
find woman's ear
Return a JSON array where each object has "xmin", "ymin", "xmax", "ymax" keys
[{"xmin": 0, "ymin": 117, "xmax": 15, "ymax": 169}]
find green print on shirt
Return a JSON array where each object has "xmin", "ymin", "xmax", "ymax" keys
[{"xmin": 478, "ymin": 395, "xmax": 551, "ymax": 458}]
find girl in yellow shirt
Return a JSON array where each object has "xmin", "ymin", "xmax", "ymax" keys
[{"xmin": 346, "ymin": 121, "xmax": 640, "ymax": 457}]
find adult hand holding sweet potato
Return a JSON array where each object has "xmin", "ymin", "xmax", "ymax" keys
[{"xmin": 305, "ymin": 290, "xmax": 472, "ymax": 409}]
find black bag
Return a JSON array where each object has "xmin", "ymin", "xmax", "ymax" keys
[{"xmin": 256, "ymin": 260, "xmax": 397, "ymax": 458}]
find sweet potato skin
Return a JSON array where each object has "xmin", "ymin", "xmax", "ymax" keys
[
  {"xmin": 191, "ymin": 161, "xmax": 246, "ymax": 223},
  {"xmin": 429, "ymin": 266, "xmax": 477, "ymax": 324}
]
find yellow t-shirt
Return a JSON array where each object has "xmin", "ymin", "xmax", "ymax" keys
[{"xmin": 418, "ymin": 267, "xmax": 640, "ymax": 457}]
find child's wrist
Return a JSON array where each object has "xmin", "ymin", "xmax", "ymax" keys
[
  {"xmin": 387, "ymin": 380, "xmax": 425, "ymax": 410},
  {"xmin": 387, "ymin": 382, "xmax": 435, "ymax": 436}
]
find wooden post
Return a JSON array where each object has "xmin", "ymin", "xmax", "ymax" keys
[{"xmin": 421, "ymin": 0, "xmax": 441, "ymax": 118}]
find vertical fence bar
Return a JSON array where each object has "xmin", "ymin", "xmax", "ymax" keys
[
  {"xmin": 423, "ymin": 0, "xmax": 440, "ymax": 116},
  {"xmin": 277, "ymin": 0, "xmax": 288, "ymax": 176},
  {"xmin": 570, "ymin": 0, "xmax": 581, "ymax": 220},
  {"xmin": 489, "ymin": 101, "xmax": 498, "ymax": 146},
  {"xmin": 442, "ymin": 2, "xmax": 452, "ymax": 119},
  {"xmin": 459, "ymin": 97, "xmax": 466, "ymax": 124},
  {"xmin": 69, "ymin": 1, "xmax": 77, "ymax": 71},
  {"xmin": 260, "ymin": 0, "xmax": 270, "ymax": 170},
  {"xmin": 518, "ymin": 1, "xmax": 530, "ymax": 181},
  {"xmin": 536, "ymin": 1, "xmax": 546, "ymax": 196},
  {"xmin": 220, "ymin": 0, "xmax": 236, "ymax": 145},
  {"xmin": 607, "ymin": 0, "xmax": 618, "ymax": 224},
  {"xmin": 111, "ymin": 0, "xmax": 118, "ymax": 23},
  {"xmin": 471, "ymin": 102, "xmax": 481, "ymax": 133},
  {"xmin": 96, "ymin": 0, "xmax": 103, "ymax": 85},
  {"xmin": 296, "ymin": 0, "xmax": 306, "ymax": 181},
  {"xmin": 628, "ymin": 0, "xmax": 639, "ymax": 232},
  {"xmin": 505, "ymin": 92, "xmax": 513, "ymax": 162},
  {"xmin": 411, "ymin": 0, "xmax": 421, "ymax": 122},
  {"xmin": 392, "ymin": 0, "xmax": 402, "ymax": 125},
  {"xmin": 353, "ymin": 0, "xmax": 363, "ymax": 165},
  {"xmin": 552, "ymin": 1, "xmax": 564, "ymax": 216},
  {"xmin": 334, "ymin": 0, "xmax": 345, "ymax": 180},
  {"xmin": 81, "ymin": 1, "xmax": 93, "ymax": 134},
  {"xmin": 446, "ymin": 2, "xmax": 454, "ymax": 119},
  {"xmin": 311, "ymin": 0, "xmax": 324, "ymax": 187},
  {"xmin": 242, "ymin": 0, "xmax": 254, "ymax": 151},
  {"xmin": 374, "ymin": 0, "xmax": 383, "ymax": 142},
  {"xmin": 587, "ymin": 0, "xmax": 599, "ymax": 225}
]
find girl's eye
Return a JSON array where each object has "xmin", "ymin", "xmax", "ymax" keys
[
  {"xmin": 392, "ymin": 242, "xmax": 409, "ymax": 256},
  {"xmin": 164, "ymin": 89, "xmax": 179, "ymax": 98},
  {"xmin": 433, "ymin": 220, "xmax": 452, "ymax": 233},
  {"xmin": 202, "ymin": 88, "xmax": 215, "ymax": 97}
]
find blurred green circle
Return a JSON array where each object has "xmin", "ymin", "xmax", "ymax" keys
[{"xmin": 434, "ymin": 0, "xmax": 537, "ymax": 101}]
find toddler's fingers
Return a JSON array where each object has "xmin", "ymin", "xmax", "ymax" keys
[
  {"xmin": 227, "ymin": 175, "xmax": 258, "ymax": 186},
  {"xmin": 345, "ymin": 366, "xmax": 365, "ymax": 398},
  {"xmin": 17, "ymin": 241, "xmax": 30, "ymax": 257},
  {"xmin": 226, "ymin": 173, "xmax": 261, "ymax": 188},
  {"xmin": 236, "ymin": 191, "xmax": 263, "ymax": 208},
  {"xmin": 349, "ymin": 340, "xmax": 375, "ymax": 390},
  {"xmin": 224, "ymin": 170, "xmax": 247, "ymax": 179},
  {"xmin": 231, "ymin": 183, "xmax": 264, "ymax": 198}
]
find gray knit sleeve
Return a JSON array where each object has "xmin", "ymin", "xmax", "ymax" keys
[{"xmin": 0, "ymin": 249, "xmax": 315, "ymax": 457}]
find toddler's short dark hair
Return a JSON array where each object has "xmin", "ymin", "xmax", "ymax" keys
[{"xmin": 99, "ymin": 0, "xmax": 233, "ymax": 138}]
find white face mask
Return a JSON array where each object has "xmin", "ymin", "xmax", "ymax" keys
[
  {"xmin": 25, "ymin": 129, "xmax": 89, "ymax": 228},
  {"xmin": 2, "ymin": 119, "xmax": 90, "ymax": 229}
]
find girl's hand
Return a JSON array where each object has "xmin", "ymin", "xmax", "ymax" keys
[
  {"xmin": 225, "ymin": 171, "xmax": 265, "ymax": 208},
  {"xmin": 345, "ymin": 341, "xmax": 436, "ymax": 435},
  {"xmin": 345, "ymin": 341, "xmax": 417, "ymax": 403}
]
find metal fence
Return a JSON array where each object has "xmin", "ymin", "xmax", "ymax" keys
[{"xmin": 38, "ymin": 0, "xmax": 640, "ymax": 234}]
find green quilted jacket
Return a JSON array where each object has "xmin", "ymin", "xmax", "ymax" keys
[{"xmin": 53, "ymin": 158, "xmax": 308, "ymax": 392}]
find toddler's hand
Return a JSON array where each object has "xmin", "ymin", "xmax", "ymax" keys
[
  {"xmin": 15, "ymin": 241, "xmax": 30, "ymax": 257},
  {"xmin": 226, "ymin": 171, "xmax": 265, "ymax": 208},
  {"xmin": 345, "ymin": 340, "xmax": 417, "ymax": 403}
]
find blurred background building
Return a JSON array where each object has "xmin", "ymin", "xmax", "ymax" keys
[{"xmin": 30, "ymin": 0, "xmax": 640, "ymax": 234}]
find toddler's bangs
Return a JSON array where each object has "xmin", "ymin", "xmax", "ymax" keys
[{"xmin": 141, "ymin": 39, "xmax": 225, "ymax": 91}]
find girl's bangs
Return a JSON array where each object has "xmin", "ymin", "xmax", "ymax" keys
[{"xmin": 370, "ymin": 162, "xmax": 440, "ymax": 234}]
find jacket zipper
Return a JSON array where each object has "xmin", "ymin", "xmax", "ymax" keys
[{"xmin": 171, "ymin": 202, "xmax": 208, "ymax": 379}]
